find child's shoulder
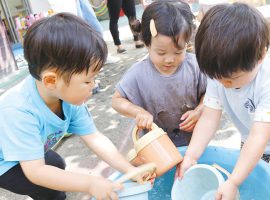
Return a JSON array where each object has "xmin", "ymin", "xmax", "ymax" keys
[
  {"xmin": 184, "ymin": 52, "xmax": 198, "ymax": 65},
  {"xmin": 127, "ymin": 55, "xmax": 151, "ymax": 73},
  {"xmin": 256, "ymin": 55, "xmax": 270, "ymax": 85},
  {"xmin": 183, "ymin": 52, "xmax": 201, "ymax": 72},
  {"xmin": 0, "ymin": 76, "xmax": 34, "ymax": 111}
]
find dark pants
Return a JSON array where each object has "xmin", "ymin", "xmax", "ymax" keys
[
  {"xmin": 241, "ymin": 142, "xmax": 270, "ymax": 163},
  {"xmin": 107, "ymin": 0, "xmax": 139, "ymax": 45},
  {"xmin": 0, "ymin": 150, "xmax": 66, "ymax": 200}
]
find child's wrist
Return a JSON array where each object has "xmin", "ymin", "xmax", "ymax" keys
[
  {"xmin": 184, "ymin": 153, "xmax": 197, "ymax": 164},
  {"xmin": 228, "ymin": 176, "xmax": 240, "ymax": 187}
]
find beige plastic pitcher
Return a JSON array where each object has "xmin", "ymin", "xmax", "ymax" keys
[{"xmin": 127, "ymin": 123, "xmax": 183, "ymax": 177}]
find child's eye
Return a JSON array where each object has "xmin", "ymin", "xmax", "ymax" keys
[
  {"xmin": 175, "ymin": 51, "xmax": 183, "ymax": 55},
  {"xmin": 157, "ymin": 52, "xmax": 165, "ymax": 55},
  {"xmin": 85, "ymin": 81, "xmax": 94, "ymax": 84}
]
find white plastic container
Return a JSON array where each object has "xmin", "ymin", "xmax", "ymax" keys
[
  {"xmin": 171, "ymin": 164, "xmax": 225, "ymax": 200},
  {"xmin": 92, "ymin": 163, "xmax": 156, "ymax": 200},
  {"xmin": 116, "ymin": 181, "xmax": 152, "ymax": 200}
]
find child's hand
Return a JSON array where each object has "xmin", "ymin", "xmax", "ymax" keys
[
  {"xmin": 135, "ymin": 109, "xmax": 153, "ymax": 129},
  {"xmin": 127, "ymin": 166, "xmax": 156, "ymax": 184},
  {"xmin": 176, "ymin": 155, "xmax": 197, "ymax": 179},
  {"xmin": 215, "ymin": 179, "xmax": 238, "ymax": 200},
  {"xmin": 179, "ymin": 105, "xmax": 203, "ymax": 132},
  {"xmin": 88, "ymin": 176, "xmax": 122, "ymax": 200}
]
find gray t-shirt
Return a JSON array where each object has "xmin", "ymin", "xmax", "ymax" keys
[{"xmin": 116, "ymin": 53, "xmax": 207, "ymax": 146}]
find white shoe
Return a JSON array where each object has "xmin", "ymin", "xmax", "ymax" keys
[{"xmin": 105, "ymin": 54, "xmax": 120, "ymax": 64}]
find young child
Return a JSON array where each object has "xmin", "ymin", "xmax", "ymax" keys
[
  {"xmin": 0, "ymin": 13, "xmax": 145, "ymax": 200},
  {"xmin": 112, "ymin": 0, "xmax": 207, "ymax": 147},
  {"xmin": 178, "ymin": 3, "xmax": 270, "ymax": 200}
]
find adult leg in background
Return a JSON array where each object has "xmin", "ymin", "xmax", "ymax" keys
[
  {"xmin": 122, "ymin": 0, "xmax": 144, "ymax": 48},
  {"xmin": 107, "ymin": 0, "xmax": 127, "ymax": 53}
]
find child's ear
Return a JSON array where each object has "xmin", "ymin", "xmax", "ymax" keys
[{"xmin": 41, "ymin": 71, "xmax": 58, "ymax": 90}]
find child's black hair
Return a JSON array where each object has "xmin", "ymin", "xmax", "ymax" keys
[
  {"xmin": 24, "ymin": 12, "xmax": 108, "ymax": 83},
  {"xmin": 195, "ymin": 3, "xmax": 269, "ymax": 79},
  {"xmin": 141, "ymin": 0, "xmax": 195, "ymax": 48}
]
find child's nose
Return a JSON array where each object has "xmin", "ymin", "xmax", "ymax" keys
[{"xmin": 164, "ymin": 55, "xmax": 174, "ymax": 63}]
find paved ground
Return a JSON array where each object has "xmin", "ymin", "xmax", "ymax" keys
[{"xmin": 0, "ymin": 5, "xmax": 242, "ymax": 200}]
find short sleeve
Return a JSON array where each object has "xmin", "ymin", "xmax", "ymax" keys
[
  {"xmin": 116, "ymin": 65, "xmax": 143, "ymax": 106},
  {"xmin": 67, "ymin": 104, "xmax": 97, "ymax": 135},
  {"xmin": 197, "ymin": 71, "xmax": 207, "ymax": 101},
  {"xmin": 203, "ymin": 78, "xmax": 223, "ymax": 110},
  {"xmin": 254, "ymin": 80, "xmax": 270, "ymax": 122},
  {"xmin": 0, "ymin": 108, "xmax": 44, "ymax": 161}
]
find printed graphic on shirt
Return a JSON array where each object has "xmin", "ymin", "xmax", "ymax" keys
[
  {"xmin": 244, "ymin": 98, "xmax": 256, "ymax": 113},
  {"xmin": 44, "ymin": 130, "xmax": 64, "ymax": 151}
]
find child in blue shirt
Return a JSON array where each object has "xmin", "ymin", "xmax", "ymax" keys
[
  {"xmin": 178, "ymin": 3, "xmax": 270, "ymax": 200},
  {"xmin": 112, "ymin": 0, "xmax": 207, "ymax": 147},
  {"xmin": 0, "ymin": 13, "xmax": 145, "ymax": 200}
]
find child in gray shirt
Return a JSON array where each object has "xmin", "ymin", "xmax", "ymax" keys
[{"xmin": 112, "ymin": 0, "xmax": 206, "ymax": 147}]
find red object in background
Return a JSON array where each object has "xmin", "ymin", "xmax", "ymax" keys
[{"xmin": 119, "ymin": 8, "xmax": 125, "ymax": 17}]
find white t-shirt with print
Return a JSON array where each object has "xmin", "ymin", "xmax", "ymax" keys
[{"xmin": 204, "ymin": 56, "xmax": 270, "ymax": 153}]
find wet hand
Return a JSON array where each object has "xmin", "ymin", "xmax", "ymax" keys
[
  {"xmin": 176, "ymin": 155, "xmax": 197, "ymax": 179},
  {"xmin": 88, "ymin": 176, "xmax": 122, "ymax": 200},
  {"xmin": 135, "ymin": 109, "xmax": 153, "ymax": 129},
  {"xmin": 215, "ymin": 179, "xmax": 238, "ymax": 200}
]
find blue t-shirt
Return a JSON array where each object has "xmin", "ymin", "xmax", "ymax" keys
[{"xmin": 0, "ymin": 76, "xmax": 97, "ymax": 175}]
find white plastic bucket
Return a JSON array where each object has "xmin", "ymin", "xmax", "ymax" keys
[
  {"xmin": 117, "ymin": 181, "xmax": 152, "ymax": 200},
  {"xmin": 92, "ymin": 163, "xmax": 156, "ymax": 200},
  {"xmin": 171, "ymin": 164, "xmax": 225, "ymax": 200}
]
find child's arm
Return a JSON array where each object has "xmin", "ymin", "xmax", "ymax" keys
[
  {"xmin": 112, "ymin": 90, "xmax": 153, "ymax": 129},
  {"xmin": 179, "ymin": 95, "xmax": 205, "ymax": 132},
  {"xmin": 216, "ymin": 122, "xmax": 270, "ymax": 200},
  {"xmin": 20, "ymin": 159, "xmax": 122, "ymax": 199},
  {"xmin": 80, "ymin": 132, "xmax": 137, "ymax": 174},
  {"xmin": 177, "ymin": 106, "xmax": 222, "ymax": 178}
]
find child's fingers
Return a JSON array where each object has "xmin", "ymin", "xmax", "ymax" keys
[
  {"xmin": 182, "ymin": 124, "xmax": 195, "ymax": 132},
  {"xmin": 179, "ymin": 118, "xmax": 190, "ymax": 127},
  {"xmin": 146, "ymin": 119, "xmax": 152, "ymax": 129},
  {"xmin": 137, "ymin": 118, "xmax": 146, "ymax": 129},
  {"xmin": 108, "ymin": 191, "xmax": 119, "ymax": 200},
  {"xmin": 215, "ymin": 191, "xmax": 222, "ymax": 200},
  {"xmin": 180, "ymin": 119, "xmax": 195, "ymax": 130},
  {"xmin": 179, "ymin": 158, "xmax": 193, "ymax": 179},
  {"xmin": 180, "ymin": 111, "xmax": 191, "ymax": 120},
  {"xmin": 174, "ymin": 163, "xmax": 181, "ymax": 179},
  {"xmin": 112, "ymin": 182, "xmax": 123, "ymax": 190},
  {"xmin": 179, "ymin": 165, "xmax": 186, "ymax": 179}
]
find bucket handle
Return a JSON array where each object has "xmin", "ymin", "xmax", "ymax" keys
[
  {"xmin": 212, "ymin": 163, "xmax": 230, "ymax": 177},
  {"xmin": 132, "ymin": 123, "xmax": 160, "ymax": 143},
  {"xmin": 115, "ymin": 163, "xmax": 156, "ymax": 184}
]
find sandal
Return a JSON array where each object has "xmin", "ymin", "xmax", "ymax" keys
[
  {"xmin": 135, "ymin": 43, "xmax": 144, "ymax": 48},
  {"xmin": 117, "ymin": 48, "xmax": 127, "ymax": 54}
]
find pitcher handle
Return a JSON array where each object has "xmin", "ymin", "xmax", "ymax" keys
[
  {"xmin": 115, "ymin": 163, "xmax": 156, "ymax": 184},
  {"xmin": 132, "ymin": 123, "xmax": 159, "ymax": 143}
]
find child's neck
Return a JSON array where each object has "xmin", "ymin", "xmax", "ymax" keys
[{"xmin": 36, "ymin": 81, "xmax": 64, "ymax": 119}]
